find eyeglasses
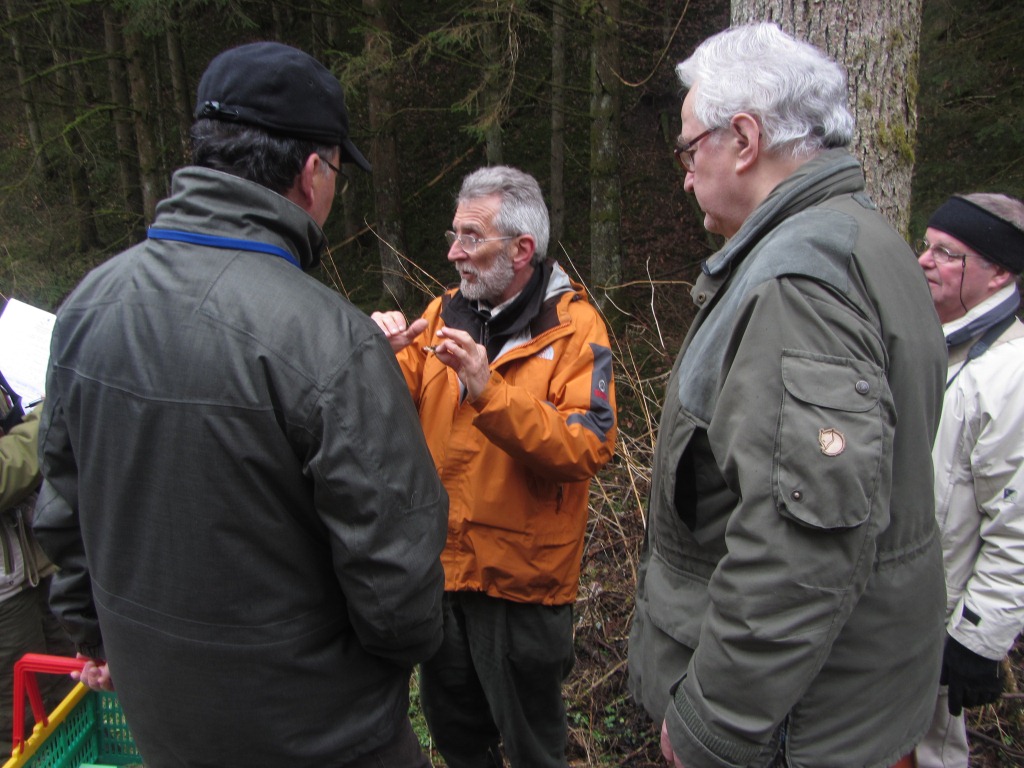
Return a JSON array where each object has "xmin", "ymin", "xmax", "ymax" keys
[
  {"xmin": 673, "ymin": 128, "xmax": 716, "ymax": 173},
  {"xmin": 445, "ymin": 231, "xmax": 517, "ymax": 253},
  {"xmin": 914, "ymin": 238, "xmax": 971, "ymax": 265},
  {"xmin": 320, "ymin": 155, "xmax": 349, "ymax": 196}
]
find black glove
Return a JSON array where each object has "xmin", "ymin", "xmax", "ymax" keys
[{"xmin": 941, "ymin": 635, "xmax": 1003, "ymax": 716}]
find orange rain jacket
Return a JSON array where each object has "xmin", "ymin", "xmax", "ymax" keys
[{"xmin": 395, "ymin": 263, "xmax": 617, "ymax": 605}]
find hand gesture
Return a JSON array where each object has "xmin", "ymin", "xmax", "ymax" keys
[
  {"xmin": 430, "ymin": 328, "xmax": 491, "ymax": 401},
  {"xmin": 370, "ymin": 311, "xmax": 427, "ymax": 353}
]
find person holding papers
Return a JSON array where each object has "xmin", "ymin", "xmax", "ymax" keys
[{"xmin": 0, "ymin": 375, "xmax": 74, "ymax": 756}]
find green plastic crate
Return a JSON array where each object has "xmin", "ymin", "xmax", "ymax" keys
[{"xmin": 3, "ymin": 684, "xmax": 141, "ymax": 768}]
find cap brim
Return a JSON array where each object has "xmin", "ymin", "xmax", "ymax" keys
[{"xmin": 341, "ymin": 138, "xmax": 372, "ymax": 173}]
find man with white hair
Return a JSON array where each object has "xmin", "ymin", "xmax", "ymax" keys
[
  {"xmin": 372, "ymin": 166, "xmax": 617, "ymax": 767},
  {"xmin": 627, "ymin": 23, "xmax": 948, "ymax": 768},
  {"xmin": 914, "ymin": 193, "xmax": 1024, "ymax": 767}
]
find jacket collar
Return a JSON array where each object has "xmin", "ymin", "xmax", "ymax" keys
[
  {"xmin": 153, "ymin": 167, "xmax": 328, "ymax": 272},
  {"xmin": 441, "ymin": 261, "xmax": 579, "ymax": 361},
  {"xmin": 703, "ymin": 149, "xmax": 865, "ymax": 278},
  {"xmin": 942, "ymin": 284, "xmax": 1020, "ymax": 347}
]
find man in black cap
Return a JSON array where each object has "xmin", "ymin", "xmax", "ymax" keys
[
  {"xmin": 33, "ymin": 42, "xmax": 448, "ymax": 768},
  {"xmin": 914, "ymin": 193, "xmax": 1024, "ymax": 768}
]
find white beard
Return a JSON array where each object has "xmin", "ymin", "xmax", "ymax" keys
[{"xmin": 459, "ymin": 248, "xmax": 515, "ymax": 303}]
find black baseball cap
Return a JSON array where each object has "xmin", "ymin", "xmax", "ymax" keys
[{"xmin": 194, "ymin": 41, "xmax": 371, "ymax": 172}]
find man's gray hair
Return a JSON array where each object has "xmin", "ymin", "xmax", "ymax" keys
[
  {"xmin": 676, "ymin": 22, "xmax": 855, "ymax": 159},
  {"xmin": 458, "ymin": 166, "xmax": 550, "ymax": 264}
]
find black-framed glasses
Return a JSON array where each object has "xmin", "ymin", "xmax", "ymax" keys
[
  {"xmin": 673, "ymin": 128, "xmax": 716, "ymax": 173},
  {"xmin": 445, "ymin": 230, "xmax": 517, "ymax": 253},
  {"xmin": 914, "ymin": 238, "xmax": 971, "ymax": 265},
  {"xmin": 320, "ymin": 155, "xmax": 350, "ymax": 196}
]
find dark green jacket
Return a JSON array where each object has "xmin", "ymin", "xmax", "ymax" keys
[
  {"xmin": 35, "ymin": 167, "xmax": 448, "ymax": 767},
  {"xmin": 628, "ymin": 151, "xmax": 947, "ymax": 768}
]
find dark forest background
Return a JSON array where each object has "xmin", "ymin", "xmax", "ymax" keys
[
  {"xmin": 2, "ymin": 0, "xmax": 1021, "ymax": 319},
  {"xmin": 1, "ymin": 0, "xmax": 1022, "ymax": 765}
]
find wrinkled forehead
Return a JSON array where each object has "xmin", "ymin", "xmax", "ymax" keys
[{"xmin": 453, "ymin": 194, "xmax": 503, "ymax": 232}]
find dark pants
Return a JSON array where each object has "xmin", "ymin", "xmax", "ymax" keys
[
  {"xmin": 0, "ymin": 578, "xmax": 76, "ymax": 755},
  {"xmin": 339, "ymin": 717, "xmax": 430, "ymax": 768},
  {"xmin": 419, "ymin": 592, "xmax": 575, "ymax": 768}
]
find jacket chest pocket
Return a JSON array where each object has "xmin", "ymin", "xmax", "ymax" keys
[{"xmin": 774, "ymin": 350, "xmax": 892, "ymax": 530}]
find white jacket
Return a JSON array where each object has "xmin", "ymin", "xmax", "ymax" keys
[{"xmin": 934, "ymin": 284, "xmax": 1024, "ymax": 660}]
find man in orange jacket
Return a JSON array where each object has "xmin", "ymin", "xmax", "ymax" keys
[{"xmin": 372, "ymin": 165, "xmax": 617, "ymax": 767}]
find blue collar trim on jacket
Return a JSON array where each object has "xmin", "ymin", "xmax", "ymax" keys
[{"xmin": 147, "ymin": 227, "xmax": 301, "ymax": 269}]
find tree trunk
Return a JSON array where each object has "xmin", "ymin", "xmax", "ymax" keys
[
  {"xmin": 4, "ymin": 0, "xmax": 48, "ymax": 175},
  {"xmin": 731, "ymin": 0, "xmax": 923, "ymax": 235},
  {"xmin": 270, "ymin": 2, "xmax": 287, "ymax": 39},
  {"xmin": 124, "ymin": 27, "xmax": 163, "ymax": 223},
  {"xmin": 102, "ymin": 7, "xmax": 145, "ymax": 239},
  {"xmin": 481, "ymin": 16, "xmax": 504, "ymax": 165},
  {"xmin": 50, "ymin": 12, "xmax": 100, "ymax": 251},
  {"xmin": 549, "ymin": 0, "xmax": 567, "ymax": 248},
  {"xmin": 338, "ymin": 179, "xmax": 364, "ymax": 264},
  {"xmin": 149, "ymin": 37, "xmax": 170, "ymax": 184},
  {"xmin": 323, "ymin": 13, "xmax": 339, "ymax": 53},
  {"xmin": 165, "ymin": 21, "xmax": 192, "ymax": 166},
  {"xmin": 363, "ymin": 0, "xmax": 409, "ymax": 306},
  {"xmin": 589, "ymin": 0, "xmax": 622, "ymax": 311}
]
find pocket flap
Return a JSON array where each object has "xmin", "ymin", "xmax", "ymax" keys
[
  {"xmin": 644, "ymin": 551, "xmax": 710, "ymax": 648},
  {"xmin": 781, "ymin": 351, "xmax": 881, "ymax": 413}
]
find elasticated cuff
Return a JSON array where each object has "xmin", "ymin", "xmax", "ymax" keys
[{"xmin": 664, "ymin": 684, "xmax": 763, "ymax": 768}]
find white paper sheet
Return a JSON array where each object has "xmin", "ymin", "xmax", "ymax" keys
[{"xmin": 0, "ymin": 299, "xmax": 57, "ymax": 406}]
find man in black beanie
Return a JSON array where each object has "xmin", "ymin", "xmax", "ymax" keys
[
  {"xmin": 33, "ymin": 42, "xmax": 447, "ymax": 768},
  {"xmin": 914, "ymin": 193, "xmax": 1024, "ymax": 768}
]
